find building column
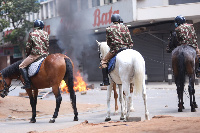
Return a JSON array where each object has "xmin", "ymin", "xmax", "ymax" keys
[
  {"xmin": 100, "ymin": 0, "xmax": 104, "ymax": 6},
  {"xmin": 43, "ymin": 4, "xmax": 46, "ymax": 19},
  {"xmin": 132, "ymin": 0, "xmax": 137, "ymax": 21},
  {"xmin": 53, "ymin": 0, "xmax": 57, "ymax": 17},
  {"xmin": 88, "ymin": 0, "xmax": 92, "ymax": 8},
  {"xmin": 38, "ymin": 7, "xmax": 42, "ymax": 20},
  {"xmin": 48, "ymin": 2, "xmax": 51, "ymax": 18}
]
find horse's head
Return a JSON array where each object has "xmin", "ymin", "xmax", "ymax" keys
[
  {"xmin": 96, "ymin": 40, "xmax": 110, "ymax": 60},
  {"xmin": 166, "ymin": 31, "xmax": 179, "ymax": 53},
  {"xmin": 0, "ymin": 73, "xmax": 9, "ymax": 98}
]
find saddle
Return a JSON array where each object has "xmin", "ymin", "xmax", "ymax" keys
[
  {"xmin": 108, "ymin": 48, "xmax": 127, "ymax": 73},
  {"xmin": 27, "ymin": 55, "xmax": 47, "ymax": 77}
]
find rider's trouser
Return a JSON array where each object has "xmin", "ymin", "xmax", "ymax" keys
[
  {"xmin": 19, "ymin": 54, "xmax": 40, "ymax": 69},
  {"xmin": 19, "ymin": 54, "xmax": 40, "ymax": 89}
]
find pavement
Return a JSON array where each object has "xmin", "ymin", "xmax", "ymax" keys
[{"xmin": 1, "ymin": 81, "xmax": 200, "ymax": 133}]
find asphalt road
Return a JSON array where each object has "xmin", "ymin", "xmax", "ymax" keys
[{"xmin": 1, "ymin": 81, "xmax": 200, "ymax": 133}]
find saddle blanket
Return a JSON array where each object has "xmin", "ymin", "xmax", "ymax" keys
[
  {"xmin": 108, "ymin": 56, "xmax": 116, "ymax": 73},
  {"xmin": 28, "ymin": 57, "xmax": 45, "ymax": 77}
]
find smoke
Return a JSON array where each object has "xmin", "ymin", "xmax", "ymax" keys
[{"xmin": 56, "ymin": 0, "xmax": 97, "ymax": 81}]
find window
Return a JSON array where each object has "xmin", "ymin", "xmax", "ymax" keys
[
  {"xmin": 92, "ymin": 0, "xmax": 100, "ymax": 7},
  {"xmin": 104, "ymin": 0, "xmax": 112, "ymax": 4}
]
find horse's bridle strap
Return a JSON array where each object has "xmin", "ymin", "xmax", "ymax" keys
[{"xmin": 0, "ymin": 74, "xmax": 10, "ymax": 92}]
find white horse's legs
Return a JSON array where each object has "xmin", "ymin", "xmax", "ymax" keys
[
  {"xmin": 126, "ymin": 94, "xmax": 132, "ymax": 120},
  {"xmin": 122, "ymin": 82, "xmax": 131, "ymax": 122},
  {"xmin": 142, "ymin": 82, "xmax": 150, "ymax": 120},
  {"xmin": 130, "ymin": 84, "xmax": 134, "ymax": 112},
  {"xmin": 118, "ymin": 85, "xmax": 125, "ymax": 120},
  {"xmin": 130, "ymin": 94, "xmax": 135, "ymax": 112},
  {"xmin": 105, "ymin": 83, "xmax": 113, "ymax": 121}
]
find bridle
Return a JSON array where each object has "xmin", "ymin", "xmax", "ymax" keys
[{"xmin": 0, "ymin": 74, "xmax": 10, "ymax": 98}]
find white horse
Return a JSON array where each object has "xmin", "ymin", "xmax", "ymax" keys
[{"xmin": 96, "ymin": 40, "xmax": 149, "ymax": 121}]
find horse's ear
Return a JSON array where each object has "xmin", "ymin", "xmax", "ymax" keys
[{"xmin": 96, "ymin": 40, "xmax": 100, "ymax": 46}]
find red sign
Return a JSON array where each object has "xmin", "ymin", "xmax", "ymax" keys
[{"xmin": 93, "ymin": 7, "xmax": 119, "ymax": 27}]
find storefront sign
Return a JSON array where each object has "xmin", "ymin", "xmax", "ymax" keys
[
  {"xmin": 43, "ymin": 0, "xmax": 135, "ymax": 35},
  {"xmin": 93, "ymin": 7, "xmax": 119, "ymax": 27}
]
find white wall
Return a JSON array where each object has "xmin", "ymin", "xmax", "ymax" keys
[{"xmin": 137, "ymin": 0, "xmax": 169, "ymax": 8}]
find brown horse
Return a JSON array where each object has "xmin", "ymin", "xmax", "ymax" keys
[
  {"xmin": 0, "ymin": 53, "xmax": 78, "ymax": 123},
  {"xmin": 168, "ymin": 31, "xmax": 198, "ymax": 112}
]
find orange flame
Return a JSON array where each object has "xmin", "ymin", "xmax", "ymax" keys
[{"xmin": 60, "ymin": 71, "xmax": 88, "ymax": 93}]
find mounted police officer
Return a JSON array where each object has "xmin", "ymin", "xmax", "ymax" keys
[
  {"xmin": 19, "ymin": 19, "xmax": 49, "ymax": 89},
  {"xmin": 174, "ymin": 15, "xmax": 200, "ymax": 77},
  {"xmin": 100, "ymin": 14, "xmax": 134, "ymax": 86}
]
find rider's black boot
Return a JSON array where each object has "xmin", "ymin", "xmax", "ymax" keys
[
  {"xmin": 100, "ymin": 68, "xmax": 110, "ymax": 86},
  {"xmin": 20, "ymin": 68, "xmax": 31, "ymax": 89}
]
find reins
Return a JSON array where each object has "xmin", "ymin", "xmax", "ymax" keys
[{"xmin": 8, "ymin": 79, "xmax": 22, "ymax": 92}]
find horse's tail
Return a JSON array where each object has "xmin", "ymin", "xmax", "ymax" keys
[
  {"xmin": 133, "ymin": 56, "xmax": 145, "ymax": 95},
  {"xmin": 178, "ymin": 52, "xmax": 185, "ymax": 84},
  {"xmin": 64, "ymin": 57, "xmax": 78, "ymax": 120},
  {"xmin": 64, "ymin": 57, "xmax": 74, "ymax": 95}
]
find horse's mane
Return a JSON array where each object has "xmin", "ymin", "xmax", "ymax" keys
[
  {"xmin": 100, "ymin": 42, "xmax": 110, "ymax": 58},
  {"xmin": 0, "ymin": 60, "xmax": 23, "ymax": 78}
]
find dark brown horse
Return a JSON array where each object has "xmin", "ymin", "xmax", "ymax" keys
[
  {"xmin": 0, "ymin": 53, "xmax": 78, "ymax": 123},
  {"xmin": 168, "ymin": 31, "xmax": 198, "ymax": 112}
]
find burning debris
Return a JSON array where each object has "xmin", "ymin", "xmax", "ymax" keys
[{"xmin": 60, "ymin": 71, "xmax": 91, "ymax": 93}]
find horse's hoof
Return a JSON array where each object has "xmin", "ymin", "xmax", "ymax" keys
[
  {"xmin": 105, "ymin": 117, "xmax": 111, "ymax": 121},
  {"xmin": 191, "ymin": 108, "xmax": 196, "ymax": 112},
  {"xmin": 194, "ymin": 104, "xmax": 198, "ymax": 108},
  {"xmin": 178, "ymin": 108, "xmax": 182, "ymax": 112},
  {"xmin": 49, "ymin": 119, "xmax": 55, "ymax": 123},
  {"xmin": 120, "ymin": 117, "xmax": 125, "ymax": 120},
  {"xmin": 123, "ymin": 119, "xmax": 127, "ymax": 122},
  {"xmin": 183, "ymin": 106, "xmax": 185, "ymax": 109},
  {"xmin": 74, "ymin": 117, "xmax": 78, "ymax": 121},
  {"xmin": 29, "ymin": 119, "xmax": 36, "ymax": 123}
]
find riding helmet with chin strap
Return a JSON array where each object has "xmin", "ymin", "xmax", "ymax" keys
[
  {"xmin": 34, "ymin": 19, "xmax": 44, "ymax": 29},
  {"xmin": 175, "ymin": 15, "xmax": 186, "ymax": 27},
  {"xmin": 111, "ymin": 14, "xmax": 120, "ymax": 23}
]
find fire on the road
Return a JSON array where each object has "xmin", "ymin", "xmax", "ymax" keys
[{"xmin": 60, "ymin": 71, "xmax": 89, "ymax": 93}]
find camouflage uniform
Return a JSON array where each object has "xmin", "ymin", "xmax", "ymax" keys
[
  {"xmin": 175, "ymin": 23, "xmax": 198, "ymax": 49},
  {"xmin": 106, "ymin": 23, "xmax": 133, "ymax": 54},
  {"xmin": 19, "ymin": 28, "xmax": 49, "ymax": 69}
]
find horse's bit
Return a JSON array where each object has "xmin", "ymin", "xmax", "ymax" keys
[{"xmin": 0, "ymin": 75, "xmax": 10, "ymax": 98}]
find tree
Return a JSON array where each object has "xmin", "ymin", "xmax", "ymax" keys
[{"xmin": 0, "ymin": 0, "xmax": 40, "ymax": 47}]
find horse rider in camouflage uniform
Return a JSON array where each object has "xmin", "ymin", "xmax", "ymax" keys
[
  {"xmin": 100, "ymin": 14, "xmax": 134, "ymax": 86},
  {"xmin": 19, "ymin": 19, "xmax": 49, "ymax": 89},
  {"xmin": 174, "ymin": 15, "xmax": 200, "ymax": 77}
]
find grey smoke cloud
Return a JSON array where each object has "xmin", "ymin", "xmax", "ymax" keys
[{"xmin": 56, "ymin": 0, "xmax": 98, "ymax": 80}]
